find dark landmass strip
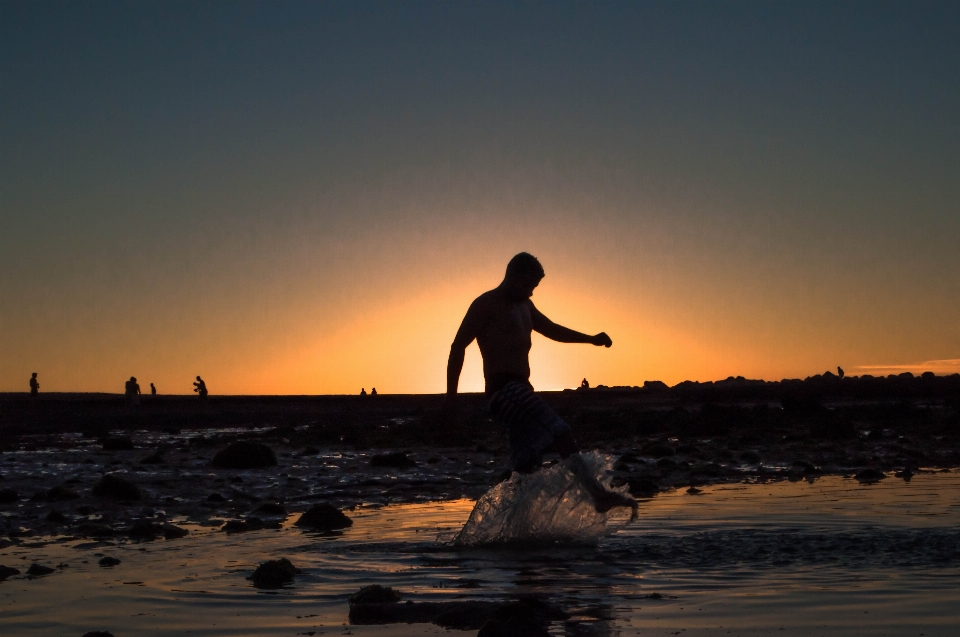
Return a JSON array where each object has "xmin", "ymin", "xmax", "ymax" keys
[{"xmin": 0, "ymin": 372, "xmax": 957, "ymax": 540}]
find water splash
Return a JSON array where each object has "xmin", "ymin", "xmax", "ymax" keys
[{"xmin": 453, "ymin": 451, "xmax": 635, "ymax": 546}]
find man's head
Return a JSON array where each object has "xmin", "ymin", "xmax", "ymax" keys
[
  {"xmin": 32, "ymin": 372, "xmax": 37, "ymax": 378},
  {"xmin": 503, "ymin": 252, "xmax": 544, "ymax": 300},
  {"xmin": 196, "ymin": 376, "xmax": 201, "ymax": 381},
  {"xmin": 131, "ymin": 376, "xmax": 136, "ymax": 382}
]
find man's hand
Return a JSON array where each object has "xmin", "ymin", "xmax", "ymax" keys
[{"xmin": 591, "ymin": 332, "xmax": 612, "ymax": 348}]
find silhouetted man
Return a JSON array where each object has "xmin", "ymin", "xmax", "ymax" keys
[
  {"xmin": 370, "ymin": 387, "xmax": 377, "ymax": 396},
  {"xmin": 30, "ymin": 372, "xmax": 39, "ymax": 396},
  {"xmin": 193, "ymin": 376, "xmax": 208, "ymax": 398},
  {"xmin": 360, "ymin": 388, "xmax": 367, "ymax": 396},
  {"xmin": 838, "ymin": 366, "xmax": 844, "ymax": 380},
  {"xmin": 150, "ymin": 383, "xmax": 156, "ymax": 396},
  {"xmin": 125, "ymin": 376, "xmax": 141, "ymax": 405},
  {"xmin": 446, "ymin": 252, "xmax": 633, "ymax": 513},
  {"xmin": 580, "ymin": 378, "xmax": 590, "ymax": 389}
]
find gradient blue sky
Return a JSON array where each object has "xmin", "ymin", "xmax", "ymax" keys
[{"xmin": 2, "ymin": 1, "xmax": 958, "ymax": 393}]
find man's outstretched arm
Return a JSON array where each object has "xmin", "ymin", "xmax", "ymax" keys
[{"xmin": 531, "ymin": 304, "xmax": 612, "ymax": 347}]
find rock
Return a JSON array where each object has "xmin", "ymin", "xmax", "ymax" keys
[
  {"xmin": 627, "ymin": 477, "xmax": 659, "ymax": 498},
  {"xmin": 477, "ymin": 617, "xmax": 549, "ymax": 637},
  {"xmin": 82, "ymin": 632, "xmax": 115, "ymax": 637},
  {"xmin": 46, "ymin": 511, "xmax": 68, "ymax": 523},
  {"xmin": 643, "ymin": 443, "xmax": 675, "ymax": 458},
  {"xmin": 140, "ymin": 451, "xmax": 165, "ymax": 464},
  {"xmin": 0, "ymin": 565, "xmax": 20, "ymax": 580},
  {"xmin": 206, "ymin": 493, "xmax": 226, "ymax": 502},
  {"xmin": 222, "ymin": 520, "xmax": 249, "ymax": 533},
  {"xmin": 26, "ymin": 563, "xmax": 55, "ymax": 576},
  {"xmin": 76, "ymin": 522, "xmax": 115, "ymax": 537},
  {"xmin": 98, "ymin": 556, "xmax": 121, "ymax": 567},
  {"xmin": 294, "ymin": 504, "xmax": 353, "ymax": 531},
  {"xmin": 245, "ymin": 517, "xmax": 265, "ymax": 530},
  {"xmin": 247, "ymin": 557, "xmax": 300, "ymax": 589},
  {"xmin": 9, "ymin": 527, "xmax": 33, "ymax": 538},
  {"xmin": 0, "ymin": 488, "xmax": 18, "ymax": 504},
  {"xmin": 163, "ymin": 524, "xmax": 189, "ymax": 540},
  {"xmin": 252, "ymin": 502, "xmax": 286, "ymax": 516},
  {"xmin": 92, "ymin": 474, "xmax": 142, "ymax": 501},
  {"xmin": 369, "ymin": 452, "xmax": 416, "ymax": 469},
  {"xmin": 349, "ymin": 585, "xmax": 402, "ymax": 605},
  {"xmin": 102, "ymin": 437, "xmax": 135, "ymax": 451},
  {"xmin": 855, "ymin": 468, "xmax": 886, "ymax": 484},
  {"xmin": 47, "ymin": 485, "xmax": 82, "ymax": 501},
  {"xmin": 211, "ymin": 442, "xmax": 277, "ymax": 469},
  {"xmin": 740, "ymin": 450, "xmax": 761, "ymax": 464},
  {"xmin": 128, "ymin": 519, "xmax": 164, "ymax": 541}
]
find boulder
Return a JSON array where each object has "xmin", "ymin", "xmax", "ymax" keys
[
  {"xmin": 46, "ymin": 511, "xmax": 68, "ymax": 523},
  {"xmin": 102, "ymin": 437, "xmax": 135, "ymax": 451},
  {"xmin": 349, "ymin": 584, "xmax": 402, "ymax": 605},
  {"xmin": 855, "ymin": 468, "xmax": 886, "ymax": 484},
  {"xmin": 252, "ymin": 502, "xmax": 286, "ymax": 516},
  {"xmin": 92, "ymin": 475, "xmax": 142, "ymax": 501},
  {"xmin": 128, "ymin": 519, "xmax": 164, "ymax": 541},
  {"xmin": 294, "ymin": 504, "xmax": 353, "ymax": 531},
  {"xmin": 0, "ymin": 488, "xmax": 18, "ymax": 504},
  {"xmin": 140, "ymin": 450, "xmax": 165, "ymax": 464},
  {"xmin": 46, "ymin": 485, "xmax": 81, "ymax": 501},
  {"xmin": 98, "ymin": 556, "xmax": 121, "ymax": 567},
  {"xmin": 222, "ymin": 520, "xmax": 249, "ymax": 533},
  {"xmin": 26, "ymin": 563, "xmax": 55, "ymax": 576},
  {"xmin": 163, "ymin": 524, "xmax": 189, "ymax": 540},
  {"xmin": 369, "ymin": 452, "xmax": 416, "ymax": 469},
  {"xmin": 248, "ymin": 557, "xmax": 300, "ymax": 589},
  {"xmin": 0, "ymin": 565, "xmax": 20, "ymax": 580},
  {"xmin": 82, "ymin": 632, "xmax": 115, "ymax": 637},
  {"xmin": 211, "ymin": 442, "xmax": 277, "ymax": 469}
]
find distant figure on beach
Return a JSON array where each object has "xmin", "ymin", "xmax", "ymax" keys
[
  {"xmin": 838, "ymin": 366, "xmax": 844, "ymax": 380},
  {"xmin": 360, "ymin": 388, "xmax": 367, "ymax": 396},
  {"xmin": 125, "ymin": 376, "xmax": 141, "ymax": 405},
  {"xmin": 150, "ymin": 383, "xmax": 156, "ymax": 395},
  {"xmin": 580, "ymin": 378, "xmax": 590, "ymax": 389},
  {"xmin": 370, "ymin": 387, "xmax": 377, "ymax": 396},
  {"xmin": 445, "ymin": 252, "xmax": 632, "ymax": 513},
  {"xmin": 30, "ymin": 372, "xmax": 39, "ymax": 396},
  {"xmin": 193, "ymin": 376, "xmax": 208, "ymax": 398}
]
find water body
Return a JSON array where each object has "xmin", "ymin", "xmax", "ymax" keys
[{"xmin": 2, "ymin": 474, "xmax": 959, "ymax": 636}]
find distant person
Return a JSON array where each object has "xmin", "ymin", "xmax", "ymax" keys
[
  {"xmin": 838, "ymin": 366, "xmax": 844, "ymax": 380},
  {"xmin": 580, "ymin": 378, "xmax": 590, "ymax": 389},
  {"xmin": 125, "ymin": 376, "xmax": 141, "ymax": 405},
  {"xmin": 445, "ymin": 252, "xmax": 633, "ymax": 513},
  {"xmin": 150, "ymin": 383, "xmax": 157, "ymax": 396},
  {"xmin": 370, "ymin": 387, "xmax": 377, "ymax": 396},
  {"xmin": 193, "ymin": 376, "xmax": 208, "ymax": 398},
  {"xmin": 29, "ymin": 372, "xmax": 39, "ymax": 396},
  {"xmin": 360, "ymin": 388, "xmax": 367, "ymax": 396}
]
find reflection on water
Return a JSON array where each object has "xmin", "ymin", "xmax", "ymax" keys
[{"xmin": 2, "ymin": 474, "xmax": 959, "ymax": 636}]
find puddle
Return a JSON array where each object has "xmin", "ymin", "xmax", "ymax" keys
[{"xmin": 2, "ymin": 474, "xmax": 959, "ymax": 635}]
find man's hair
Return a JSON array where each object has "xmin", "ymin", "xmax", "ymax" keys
[{"xmin": 505, "ymin": 252, "xmax": 545, "ymax": 281}]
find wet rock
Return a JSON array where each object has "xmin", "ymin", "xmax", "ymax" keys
[
  {"xmin": 245, "ymin": 517, "xmax": 266, "ymax": 530},
  {"xmin": 252, "ymin": 502, "xmax": 286, "ymax": 516},
  {"xmin": 211, "ymin": 442, "xmax": 277, "ymax": 469},
  {"xmin": 98, "ymin": 556, "xmax": 121, "ymax": 567},
  {"xmin": 47, "ymin": 485, "xmax": 82, "ymax": 501},
  {"xmin": 76, "ymin": 522, "xmax": 115, "ymax": 538},
  {"xmin": 26, "ymin": 563, "xmax": 55, "ymax": 576},
  {"xmin": 140, "ymin": 450, "xmax": 165, "ymax": 464},
  {"xmin": 81, "ymin": 632, "xmax": 115, "ymax": 637},
  {"xmin": 0, "ymin": 488, "xmax": 18, "ymax": 504},
  {"xmin": 294, "ymin": 504, "xmax": 353, "ymax": 531},
  {"xmin": 643, "ymin": 443, "xmax": 675, "ymax": 458},
  {"xmin": 9, "ymin": 527, "xmax": 33, "ymax": 538},
  {"xmin": 222, "ymin": 519, "xmax": 249, "ymax": 533},
  {"xmin": 206, "ymin": 493, "xmax": 226, "ymax": 502},
  {"xmin": 740, "ymin": 450, "xmax": 761, "ymax": 464},
  {"xmin": 77, "ymin": 505, "xmax": 95, "ymax": 515},
  {"xmin": 102, "ymin": 437, "xmax": 135, "ymax": 451},
  {"xmin": 477, "ymin": 616, "xmax": 549, "ymax": 637},
  {"xmin": 369, "ymin": 452, "xmax": 417, "ymax": 469},
  {"xmin": 46, "ymin": 511, "xmax": 68, "ymax": 524},
  {"xmin": 895, "ymin": 467, "xmax": 914, "ymax": 481},
  {"xmin": 92, "ymin": 474, "xmax": 142, "ymax": 501},
  {"xmin": 247, "ymin": 557, "xmax": 301, "ymax": 589},
  {"xmin": 163, "ymin": 524, "xmax": 189, "ymax": 540},
  {"xmin": 349, "ymin": 585, "xmax": 402, "ymax": 605},
  {"xmin": 128, "ymin": 519, "xmax": 164, "ymax": 541},
  {"xmin": 301, "ymin": 446, "xmax": 320, "ymax": 456},
  {"xmin": 626, "ymin": 477, "xmax": 659, "ymax": 498},
  {"xmin": 0, "ymin": 565, "xmax": 20, "ymax": 580},
  {"xmin": 855, "ymin": 468, "xmax": 886, "ymax": 483}
]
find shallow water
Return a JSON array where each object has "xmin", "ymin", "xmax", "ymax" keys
[{"xmin": 2, "ymin": 473, "xmax": 959, "ymax": 636}]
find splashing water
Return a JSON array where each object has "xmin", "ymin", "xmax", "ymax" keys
[{"xmin": 453, "ymin": 451, "xmax": 635, "ymax": 546}]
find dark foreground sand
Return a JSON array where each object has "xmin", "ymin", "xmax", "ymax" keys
[{"xmin": 1, "ymin": 373, "xmax": 958, "ymax": 540}]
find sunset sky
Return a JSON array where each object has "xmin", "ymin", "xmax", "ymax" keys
[{"xmin": 2, "ymin": 1, "xmax": 958, "ymax": 394}]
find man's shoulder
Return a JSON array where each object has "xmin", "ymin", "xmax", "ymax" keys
[{"xmin": 470, "ymin": 288, "xmax": 502, "ymax": 309}]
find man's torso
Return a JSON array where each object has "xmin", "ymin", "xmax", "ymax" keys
[{"xmin": 475, "ymin": 290, "xmax": 534, "ymax": 393}]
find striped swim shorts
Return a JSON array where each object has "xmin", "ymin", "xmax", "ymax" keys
[{"xmin": 488, "ymin": 381, "xmax": 572, "ymax": 473}]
